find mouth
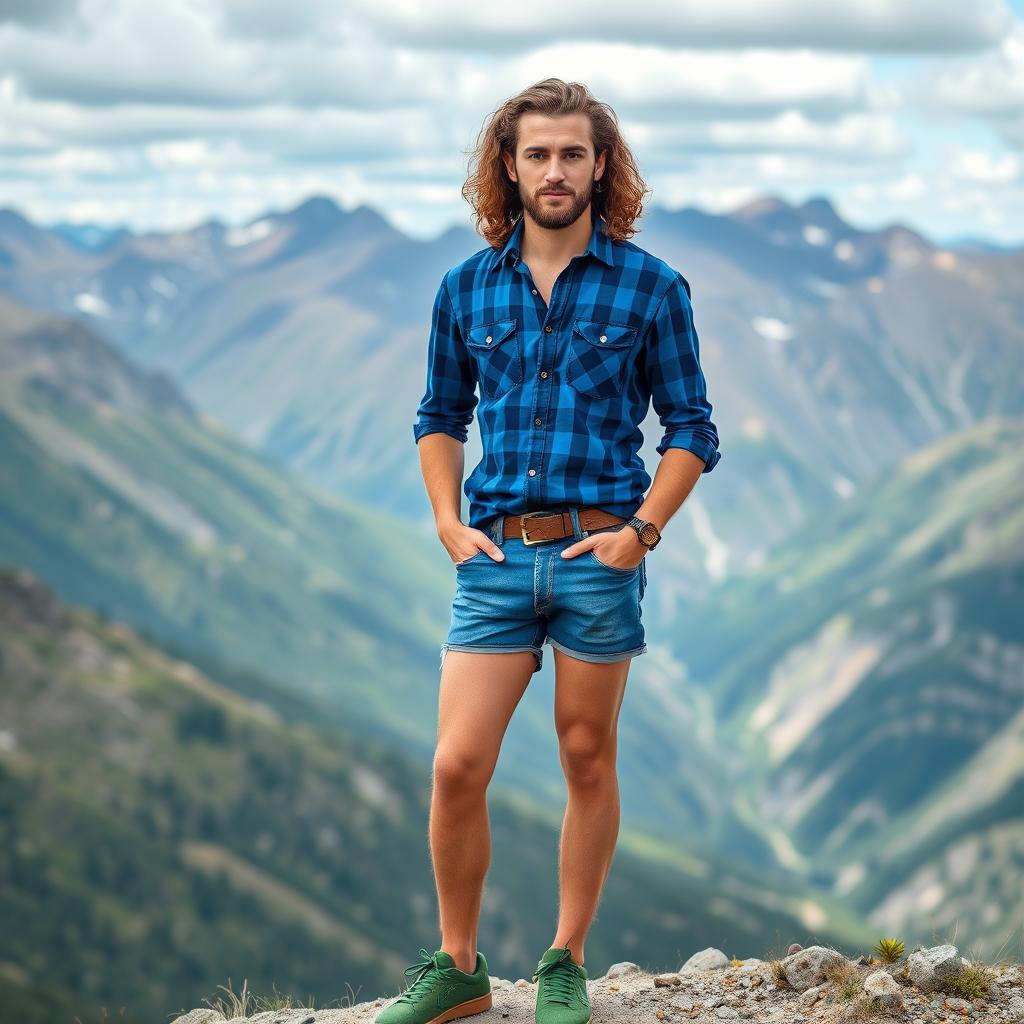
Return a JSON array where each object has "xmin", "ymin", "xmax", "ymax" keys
[{"xmin": 542, "ymin": 192, "xmax": 570, "ymax": 198}]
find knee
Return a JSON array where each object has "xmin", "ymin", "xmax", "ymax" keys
[
  {"xmin": 432, "ymin": 746, "xmax": 493, "ymax": 795},
  {"xmin": 558, "ymin": 727, "xmax": 614, "ymax": 786}
]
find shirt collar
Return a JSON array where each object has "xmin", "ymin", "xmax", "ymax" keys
[{"xmin": 489, "ymin": 213, "xmax": 615, "ymax": 272}]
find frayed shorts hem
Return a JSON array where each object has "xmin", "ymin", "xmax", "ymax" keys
[
  {"xmin": 440, "ymin": 643, "xmax": 544, "ymax": 673},
  {"xmin": 545, "ymin": 636, "xmax": 647, "ymax": 664}
]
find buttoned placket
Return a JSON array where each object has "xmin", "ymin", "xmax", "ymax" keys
[{"xmin": 511, "ymin": 251, "xmax": 582, "ymax": 505}]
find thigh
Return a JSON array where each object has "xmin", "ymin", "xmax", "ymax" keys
[
  {"xmin": 553, "ymin": 648, "xmax": 630, "ymax": 748},
  {"xmin": 437, "ymin": 650, "xmax": 535, "ymax": 772}
]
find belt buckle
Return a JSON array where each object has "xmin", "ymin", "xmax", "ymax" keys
[{"xmin": 520, "ymin": 511, "xmax": 550, "ymax": 546}]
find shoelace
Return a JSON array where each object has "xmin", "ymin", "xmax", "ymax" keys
[
  {"xmin": 397, "ymin": 948, "xmax": 445, "ymax": 1003},
  {"xmin": 535, "ymin": 948, "xmax": 581, "ymax": 1006}
]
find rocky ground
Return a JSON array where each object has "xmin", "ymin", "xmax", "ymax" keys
[{"xmin": 171, "ymin": 942, "xmax": 1024, "ymax": 1024}]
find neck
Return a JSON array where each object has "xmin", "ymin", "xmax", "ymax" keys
[{"xmin": 520, "ymin": 208, "xmax": 595, "ymax": 266}]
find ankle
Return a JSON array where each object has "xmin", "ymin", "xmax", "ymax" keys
[
  {"xmin": 554, "ymin": 943, "xmax": 584, "ymax": 967},
  {"xmin": 443, "ymin": 947, "xmax": 478, "ymax": 974}
]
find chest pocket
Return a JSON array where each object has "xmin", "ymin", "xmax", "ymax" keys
[
  {"xmin": 465, "ymin": 319, "xmax": 522, "ymax": 400},
  {"xmin": 567, "ymin": 320, "xmax": 638, "ymax": 399}
]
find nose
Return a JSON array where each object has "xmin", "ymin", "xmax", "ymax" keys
[{"xmin": 544, "ymin": 160, "xmax": 568, "ymax": 182}]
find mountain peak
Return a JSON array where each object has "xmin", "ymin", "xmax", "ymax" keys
[
  {"xmin": 732, "ymin": 195, "xmax": 791, "ymax": 220},
  {"xmin": 287, "ymin": 195, "xmax": 345, "ymax": 223},
  {"xmin": 798, "ymin": 195, "xmax": 847, "ymax": 232}
]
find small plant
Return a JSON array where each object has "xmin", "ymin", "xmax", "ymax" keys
[
  {"xmin": 204, "ymin": 977, "xmax": 251, "ymax": 1019},
  {"xmin": 822, "ymin": 958, "xmax": 862, "ymax": 1001},
  {"xmin": 872, "ymin": 937, "xmax": 905, "ymax": 964},
  {"xmin": 769, "ymin": 959, "xmax": 791, "ymax": 990},
  {"xmin": 943, "ymin": 961, "xmax": 993, "ymax": 1002},
  {"xmin": 730, "ymin": 956, "xmax": 744, "ymax": 967},
  {"xmin": 251, "ymin": 982, "xmax": 310, "ymax": 1012},
  {"xmin": 846, "ymin": 994, "xmax": 888, "ymax": 1020}
]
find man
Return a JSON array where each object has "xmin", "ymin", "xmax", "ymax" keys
[{"xmin": 377, "ymin": 78, "xmax": 721, "ymax": 1024}]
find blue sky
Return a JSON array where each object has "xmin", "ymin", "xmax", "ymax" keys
[{"xmin": 0, "ymin": 0, "xmax": 1022, "ymax": 246}]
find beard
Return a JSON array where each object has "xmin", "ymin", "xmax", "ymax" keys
[{"xmin": 519, "ymin": 179, "xmax": 594, "ymax": 230}]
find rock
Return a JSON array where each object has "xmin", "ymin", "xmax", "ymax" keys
[
  {"xmin": 799, "ymin": 985, "xmax": 825, "ymax": 1008},
  {"xmin": 907, "ymin": 944, "xmax": 968, "ymax": 993},
  {"xmin": 654, "ymin": 973, "xmax": 682, "ymax": 986},
  {"xmin": 864, "ymin": 970, "xmax": 904, "ymax": 1011},
  {"xmin": 670, "ymin": 994, "xmax": 695, "ymax": 1011},
  {"xmin": 169, "ymin": 1013, "xmax": 226, "ymax": 1024},
  {"xmin": 607, "ymin": 960, "xmax": 642, "ymax": 979},
  {"xmin": 780, "ymin": 944, "xmax": 847, "ymax": 992},
  {"xmin": 714, "ymin": 1008, "xmax": 740, "ymax": 1019},
  {"xmin": 944, "ymin": 996, "xmax": 971, "ymax": 1012},
  {"xmin": 243, "ymin": 1013, "xmax": 314, "ymax": 1024},
  {"xmin": 680, "ymin": 948, "xmax": 730, "ymax": 973},
  {"xmin": 1006, "ymin": 994, "xmax": 1024, "ymax": 1020},
  {"xmin": 788, "ymin": 943, "xmax": 803, "ymax": 955}
]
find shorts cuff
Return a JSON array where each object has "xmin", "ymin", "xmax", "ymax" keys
[
  {"xmin": 440, "ymin": 643, "xmax": 544, "ymax": 672},
  {"xmin": 545, "ymin": 636, "xmax": 647, "ymax": 663}
]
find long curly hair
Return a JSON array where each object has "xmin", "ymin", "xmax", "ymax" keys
[{"xmin": 461, "ymin": 78, "xmax": 650, "ymax": 249}]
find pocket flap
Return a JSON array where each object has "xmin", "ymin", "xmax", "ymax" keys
[
  {"xmin": 466, "ymin": 319, "xmax": 517, "ymax": 349},
  {"xmin": 572, "ymin": 320, "xmax": 637, "ymax": 348}
]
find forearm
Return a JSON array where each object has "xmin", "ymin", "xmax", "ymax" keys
[
  {"xmin": 417, "ymin": 432, "xmax": 467, "ymax": 532},
  {"xmin": 632, "ymin": 447, "xmax": 706, "ymax": 532}
]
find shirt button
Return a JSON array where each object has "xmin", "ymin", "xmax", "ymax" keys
[
  {"xmin": 531, "ymin": 289, "xmax": 538, "ymax": 295},
  {"xmin": 600, "ymin": 334, "xmax": 607, "ymax": 343},
  {"xmin": 540, "ymin": 370, "xmax": 548, "ymax": 378},
  {"xmin": 528, "ymin": 469, "xmax": 537, "ymax": 476},
  {"xmin": 485, "ymin": 335, "xmax": 492, "ymax": 344},
  {"xmin": 544, "ymin": 325, "xmax": 553, "ymax": 332},
  {"xmin": 534, "ymin": 417, "xmax": 542, "ymax": 426}
]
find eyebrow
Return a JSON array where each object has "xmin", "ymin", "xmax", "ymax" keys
[{"xmin": 522, "ymin": 144, "xmax": 589, "ymax": 154}]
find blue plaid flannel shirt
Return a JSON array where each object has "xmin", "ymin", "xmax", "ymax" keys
[{"xmin": 413, "ymin": 213, "xmax": 721, "ymax": 532}]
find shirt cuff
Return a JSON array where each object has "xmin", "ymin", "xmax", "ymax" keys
[
  {"xmin": 656, "ymin": 431, "xmax": 721, "ymax": 472},
  {"xmin": 413, "ymin": 420, "xmax": 469, "ymax": 444}
]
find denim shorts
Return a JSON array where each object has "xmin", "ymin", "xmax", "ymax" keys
[{"xmin": 440, "ymin": 507, "xmax": 648, "ymax": 674}]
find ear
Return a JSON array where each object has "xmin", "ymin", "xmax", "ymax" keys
[
  {"xmin": 594, "ymin": 147, "xmax": 606, "ymax": 184},
  {"xmin": 501, "ymin": 148, "xmax": 517, "ymax": 183}
]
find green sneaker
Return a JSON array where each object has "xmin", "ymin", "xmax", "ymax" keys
[
  {"xmin": 375, "ymin": 947, "xmax": 492, "ymax": 1024},
  {"xmin": 533, "ymin": 947, "xmax": 591, "ymax": 1024}
]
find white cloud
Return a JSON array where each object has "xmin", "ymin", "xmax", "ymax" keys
[
  {"xmin": 948, "ymin": 147, "xmax": 1021, "ymax": 183},
  {"xmin": 0, "ymin": 0, "xmax": 1020, "ymax": 245},
  {"xmin": 350, "ymin": 0, "xmax": 1012, "ymax": 54},
  {"xmin": 707, "ymin": 110, "xmax": 908, "ymax": 159},
  {"xmin": 921, "ymin": 23, "xmax": 1024, "ymax": 117},
  {"xmin": 508, "ymin": 44, "xmax": 876, "ymax": 118}
]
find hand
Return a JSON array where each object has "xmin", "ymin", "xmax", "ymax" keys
[
  {"xmin": 559, "ymin": 527, "xmax": 647, "ymax": 570},
  {"xmin": 439, "ymin": 523, "xmax": 506, "ymax": 565}
]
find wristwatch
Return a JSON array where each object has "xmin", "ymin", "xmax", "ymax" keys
[{"xmin": 627, "ymin": 515, "xmax": 662, "ymax": 550}]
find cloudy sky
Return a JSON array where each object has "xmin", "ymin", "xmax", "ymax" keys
[{"xmin": 2, "ymin": 0, "xmax": 1023, "ymax": 245}]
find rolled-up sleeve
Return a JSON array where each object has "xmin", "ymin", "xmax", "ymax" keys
[
  {"xmin": 412, "ymin": 275, "xmax": 478, "ymax": 445},
  {"xmin": 643, "ymin": 273, "xmax": 721, "ymax": 472}
]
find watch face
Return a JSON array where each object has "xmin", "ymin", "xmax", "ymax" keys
[{"xmin": 639, "ymin": 523, "xmax": 659, "ymax": 545}]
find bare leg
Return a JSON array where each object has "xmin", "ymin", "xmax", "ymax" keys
[
  {"xmin": 430, "ymin": 649, "xmax": 536, "ymax": 973},
  {"xmin": 549, "ymin": 649, "xmax": 630, "ymax": 967}
]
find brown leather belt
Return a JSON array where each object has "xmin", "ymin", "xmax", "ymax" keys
[{"xmin": 502, "ymin": 507, "xmax": 626, "ymax": 545}]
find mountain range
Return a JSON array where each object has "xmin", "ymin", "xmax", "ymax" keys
[{"xmin": 0, "ymin": 196, "xmax": 1020, "ymax": 1020}]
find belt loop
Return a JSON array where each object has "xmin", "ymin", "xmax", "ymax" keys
[{"xmin": 568, "ymin": 507, "xmax": 587, "ymax": 540}]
